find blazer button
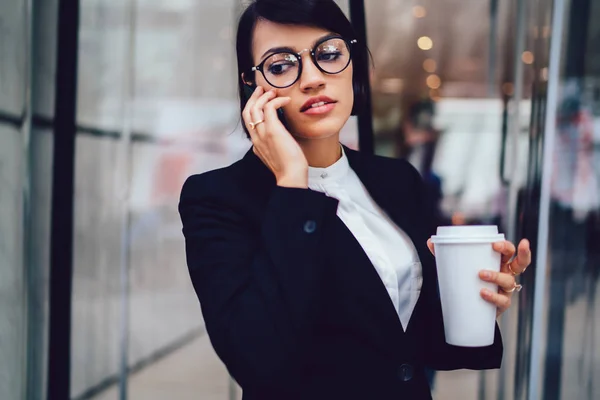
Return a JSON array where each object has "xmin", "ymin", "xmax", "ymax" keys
[
  {"xmin": 398, "ymin": 364, "xmax": 413, "ymax": 382},
  {"xmin": 303, "ymin": 220, "xmax": 317, "ymax": 234}
]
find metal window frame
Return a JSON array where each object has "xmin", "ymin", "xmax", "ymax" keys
[{"xmin": 47, "ymin": 0, "xmax": 80, "ymax": 398}]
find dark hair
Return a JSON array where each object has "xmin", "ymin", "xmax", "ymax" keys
[{"xmin": 236, "ymin": 0, "xmax": 371, "ymax": 138}]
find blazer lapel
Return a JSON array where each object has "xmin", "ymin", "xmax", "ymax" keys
[
  {"xmin": 343, "ymin": 146, "xmax": 429, "ymax": 334},
  {"xmin": 328, "ymin": 215, "xmax": 407, "ymax": 352},
  {"xmin": 340, "ymin": 147, "xmax": 419, "ymax": 337}
]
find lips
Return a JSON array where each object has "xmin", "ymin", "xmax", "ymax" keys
[{"xmin": 300, "ymin": 96, "xmax": 337, "ymax": 112}]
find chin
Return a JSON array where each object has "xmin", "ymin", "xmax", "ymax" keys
[{"xmin": 291, "ymin": 116, "xmax": 348, "ymax": 140}]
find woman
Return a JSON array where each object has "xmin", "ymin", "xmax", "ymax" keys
[{"xmin": 179, "ymin": 1, "xmax": 531, "ymax": 399}]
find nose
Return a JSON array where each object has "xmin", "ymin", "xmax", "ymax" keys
[{"xmin": 299, "ymin": 54, "xmax": 326, "ymax": 92}]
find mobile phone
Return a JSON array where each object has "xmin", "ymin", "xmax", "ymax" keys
[{"xmin": 242, "ymin": 84, "xmax": 289, "ymax": 129}]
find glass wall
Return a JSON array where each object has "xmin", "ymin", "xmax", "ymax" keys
[{"xmin": 71, "ymin": 0, "xmax": 248, "ymax": 398}]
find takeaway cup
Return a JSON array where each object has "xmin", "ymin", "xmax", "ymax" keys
[{"xmin": 430, "ymin": 226, "xmax": 505, "ymax": 346}]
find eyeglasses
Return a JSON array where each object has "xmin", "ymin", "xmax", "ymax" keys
[{"xmin": 251, "ymin": 36, "xmax": 357, "ymax": 89}]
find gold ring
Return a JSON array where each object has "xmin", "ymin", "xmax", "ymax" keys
[
  {"xmin": 508, "ymin": 264, "xmax": 528, "ymax": 276},
  {"xmin": 504, "ymin": 283, "xmax": 523, "ymax": 293},
  {"xmin": 249, "ymin": 120, "xmax": 264, "ymax": 130}
]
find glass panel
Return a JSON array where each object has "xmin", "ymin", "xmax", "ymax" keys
[
  {"xmin": 126, "ymin": 141, "xmax": 204, "ymax": 367},
  {"xmin": 32, "ymin": 0, "xmax": 59, "ymax": 119},
  {"xmin": 27, "ymin": 127, "xmax": 54, "ymax": 400},
  {"xmin": 27, "ymin": 1, "xmax": 59, "ymax": 397},
  {"xmin": 509, "ymin": 0, "xmax": 555, "ymax": 398},
  {"xmin": 128, "ymin": 1, "xmax": 246, "ymax": 398},
  {"xmin": 74, "ymin": 0, "xmax": 248, "ymax": 399},
  {"xmin": 70, "ymin": 135, "xmax": 123, "ymax": 399},
  {"xmin": 129, "ymin": 0, "xmax": 241, "ymax": 143},
  {"xmin": 0, "ymin": 123, "xmax": 26, "ymax": 400},
  {"xmin": 540, "ymin": 0, "xmax": 600, "ymax": 398},
  {"xmin": 0, "ymin": 1, "xmax": 29, "ymax": 399},
  {"xmin": 0, "ymin": 0, "xmax": 27, "ymax": 115},
  {"xmin": 76, "ymin": 1, "xmax": 129, "ymax": 130},
  {"xmin": 73, "ymin": 4, "xmax": 131, "ymax": 397}
]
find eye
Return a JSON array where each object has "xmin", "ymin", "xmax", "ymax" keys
[
  {"xmin": 317, "ymin": 51, "xmax": 342, "ymax": 62},
  {"xmin": 268, "ymin": 62, "xmax": 295, "ymax": 75},
  {"xmin": 266, "ymin": 53, "xmax": 298, "ymax": 75}
]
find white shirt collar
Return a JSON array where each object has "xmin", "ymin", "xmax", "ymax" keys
[{"xmin": 308, "ymin": 145, "xmax": 349, "ymax": 183}]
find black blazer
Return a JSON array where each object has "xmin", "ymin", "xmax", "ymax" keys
[{"xmin": 179, "ymin": 146, "xmax": 503, "ymax": 400}]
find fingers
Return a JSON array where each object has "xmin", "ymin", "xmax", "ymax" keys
[
  {"xmin": 481, "ymin": 288, "xmax": 511, "ymax": 315},
  {"xmin": 479, "ymin": 270, "xmax": 516, "ymax": 292},
  {"xmin": 242, "ymin": 86, "xmax": 264, "ymax": 130},
  {"xmin": 495, "ymin": 239, "xmax": 531, "ymax": 275},
  {"xmin": 263, "ymin": 97, "xmax": 291, "ymax": 130},
  {"xmin": 249, "ymin": 90, "xmax": 277, "ymax": 132},
  {"xmin": 492, "ymin": 240, "xmax": 517, "ymax": 265},
  {"xmin": 427, "ymin": 239, "xmax": 435, "ymax": 256},
  {"xmin": 247, "ymin": 93, "xmax": 291, "ymax": 167},
  {"xmin": 245, "ymin": 85, "xmax": 264, "ymax": 107},
  {"xmin": 512, "ymin": 239, "xmax": 532, "ymax": 274}
]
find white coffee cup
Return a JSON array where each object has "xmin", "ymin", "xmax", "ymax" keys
[{"xmin": 430, "ymin": 225, "xmax": 505, "ymax": 347}]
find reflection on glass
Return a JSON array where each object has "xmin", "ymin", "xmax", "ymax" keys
[
  {"xmin": 73, "ymin": 1, "xmax": 245, "ymax": 399},
  {"xmin": 541, "ymin": 1, "xmax": 600, "ymax": 392}
]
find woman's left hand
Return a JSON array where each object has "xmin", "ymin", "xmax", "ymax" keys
[{"xmin": 427, "ymin": 238, "xmax": 532, "ymax": 318}]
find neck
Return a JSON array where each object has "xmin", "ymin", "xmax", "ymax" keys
[{"xmin": 295, "ymin": 134, "xmax": 342, "ymax": 168}]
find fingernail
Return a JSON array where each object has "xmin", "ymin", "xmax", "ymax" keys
[
  {"xmin": 481, "ymin": 271, "xmax": 491, "ymax": 279},
  {"xmin": 481, "ymin": 289, "xmax": 492, "ymax": 296}
]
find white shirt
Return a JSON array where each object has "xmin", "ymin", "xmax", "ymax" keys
[{"xmin": 308, "ymin": 147, "xmax": 423, "ymax": 330}]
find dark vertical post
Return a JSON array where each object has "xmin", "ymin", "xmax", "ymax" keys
[
  {"xmin": 349, "ymin": 0, "xmax": 374, "ymax": 154},
  {"xmin": 564, "ymin": 0, "xmax": 591, "ymax": 79},
  {"xmin": 47, "ymin": 0, "xmax": 79, "ymax": 398}
]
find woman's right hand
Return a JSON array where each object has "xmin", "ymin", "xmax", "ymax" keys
[{"xmin": 243, "ymin": 86, "xmax": 308, "ymax": 189}]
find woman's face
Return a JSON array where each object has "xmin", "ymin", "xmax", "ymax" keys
[{"xmin": 249, "ymin": 20, "xmax": 354, "ymax": 140}]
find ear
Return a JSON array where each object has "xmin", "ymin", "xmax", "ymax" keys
[{"xmin": 241, "ymin": 72, "xmax": 253, "ymax": 86}]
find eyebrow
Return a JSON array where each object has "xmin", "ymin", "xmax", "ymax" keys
[{"xmin": 259, "ymin": 33, "xmax": 339, "ymax": 60}]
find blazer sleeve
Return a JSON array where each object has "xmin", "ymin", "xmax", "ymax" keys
[
  {"xmin": 405, "ymin": 164, "xmax": 504, "ymax": 370},
  {"xmin": 179, "ymin": 173, "xmax": 339, "ymax": 389}
]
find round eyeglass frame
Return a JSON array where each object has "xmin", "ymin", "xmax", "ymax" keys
[{"xmin": 250, "ymin": 36, "xmax": 358, "ymax": 89}]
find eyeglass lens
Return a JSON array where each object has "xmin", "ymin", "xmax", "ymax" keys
[{"xmin": 262, "ymin": 38, "xmax": 351, "ymax": 88}]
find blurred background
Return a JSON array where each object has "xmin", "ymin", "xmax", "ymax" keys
[{"xmin": 0, "ymin": 0, "xmax": 598, "ymax": 399}]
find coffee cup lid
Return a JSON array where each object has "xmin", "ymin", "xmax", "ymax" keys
[{"xmin": 431, "ymin": 225, "xmax": 505, "ymax": 244}]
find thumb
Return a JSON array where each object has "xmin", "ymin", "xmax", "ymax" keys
[{"xmin": 427, "ymin": 239, "xmax": 435, "ymax": 256}]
